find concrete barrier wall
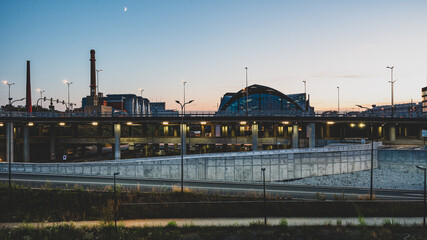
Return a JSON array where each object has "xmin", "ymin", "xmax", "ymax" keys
[
  {"xmin": 378, "ymin": 149, "xmax": 427, "ymax": 172},
  {"xmin": 0, "ymin": 143, "xmax": 379, "ymax": 182}
]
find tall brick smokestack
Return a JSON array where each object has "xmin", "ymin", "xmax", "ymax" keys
[
  {"xmin": 90, "ymin": 49, "xmax": 96, "ymax": 97},
  {"xmin": 26, "ymin": 60, "xmax": 32, "ymax": 112}
]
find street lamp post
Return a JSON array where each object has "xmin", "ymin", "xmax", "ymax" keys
[
  {"xmin": 261, "ymin": 167, "xmax": 266, "ymax": 225},
  {"xmin": 175, "ymin": 99, "xmax": 194, "ymax": 193},
  {"xmin": 2, "ymin": 80, "xmax": 15, "ymax": 106},
  {"xmin": 356, "ymin": 105, "xmax": 375, "ymax": 200},
  {"xmin": 138, "ymin": 88, "xmax": 144, "ymax": 116},
  {"xmin": 416, "ymin": 165, "xmax": 426, "ymax": 229},
  {"xmin": 63, "ymin": 80, "xmax": 73, "ymax": 111},
  {"xmin": 183, "ymin": 81, "xmax": 187, "ymax": 114},
  {"xmin": 36, "ymin": 89, "xmax": 45, "ymax": 108},
  {"xmin": 113, "ymin": 172, "xmax": 120, "ymax": 230},
  {"xmin": 387, "ymin": 66, "xmax": 396, "ymax": 118},
  {"xmin": 96, "ymin": 69, "xmax": 102, "ymax": 94},
  {"xmin": 245, "ymin": 67, "xmax": 249, "ymax": 116},
  {"xmin": 337, "ymin": 86, "xmax": 340, "ymax": 114},
  {"xmin": 303, "ymin": 80, "xmax": 307, "ymax": 111}
]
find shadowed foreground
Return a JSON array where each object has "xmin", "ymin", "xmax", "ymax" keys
[{"xmin": 0, "ymin": 224, "xmax": 426, "ymax": 240}]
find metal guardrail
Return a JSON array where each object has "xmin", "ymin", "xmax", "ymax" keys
[{"xmin": 0, "ymin": 110, "xmax": 425, "ymax": 118}]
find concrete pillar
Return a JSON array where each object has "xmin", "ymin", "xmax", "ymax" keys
[
  {"xmin": 211, "ymin": 125, "xmax": 215, "ymax": 137},
  {"xmin": 49, "ymin": 124, "xmax": 56, "ymax": 161},
  {"xmin": 292, "ymin": 124, "xmax": 299, "ymax": 148},
  {"xmin": 145, "ymin": 144, "xmax": 149, "ymax": 157},
  {"xmin": 240, "ymin": 126, "xmax": 245, "ymax": 136},
  {"xmin": 154, "ymin": 126, "xmax": 159, "ymax": 137},
  {"xmin": 6, "ymin": 122, "xmax": 14, "ymax": 163},
  {"xmin": 174, "ymin": 128, "xmax": 178, "ymax": 137},
  {"xmin": 308, "ymin": 123, "xmax": 316, "ymax": 148},
  {"xmin": 114, "ymin": 123, "xmax": 121, "ymax": 159},
  {"xmin": 252, "ymin": 124, "xmax": 258, "ymax": 151},
  {"xmin": 23, "ymin": 125, "xmax": 30, "ymax": 162},
  {"xmin": 273, "ymin": 125, "xmax": 277, "ymax": 137},
  {"xmin": 264, "ymin": 125, "xmax": 270, "ymax": 138},
  {"xmin": 97, "ymin": 144, "xmax": 103, "ymax": 159},
  {"xmin": 181, "ymin": 123, "xmax": 186, "ymax": 155},
  {"xmin": 389, "ymin": 125, "xmax": 396, "ymax": 142},
  {"xmin": 320, "ymin": 125, "xmax": 324, "ymax": 138},
  {"xmin": 222, "ymin": 126, "xmax": 228, "ymax": 137},
  {"xmin": 325, "ymin": 125, "xmax": 331, "ymax": 138},
  {"xmin": 164, "ymin": 125, "xmax": 169, "ymax": 136}
]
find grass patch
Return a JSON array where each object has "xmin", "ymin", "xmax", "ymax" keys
[{"xmin": 0, "ymin": 225, "xmax": 425, "ymax": 240}]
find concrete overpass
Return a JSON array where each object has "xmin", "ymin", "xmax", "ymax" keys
[{"xmin": 0, "ymin": 112, "xmax": 426, "ymax": 162}]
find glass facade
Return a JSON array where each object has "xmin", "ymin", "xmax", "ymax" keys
[{"xmin": 218, "ymin": 84, "xmax": 308, "ymax": 115}]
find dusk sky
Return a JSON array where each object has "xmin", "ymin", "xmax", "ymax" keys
[{"xmin": 1, "ymin": 0, "xmax": 427, "ymax": 112}]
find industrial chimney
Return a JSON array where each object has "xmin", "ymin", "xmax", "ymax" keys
[
  {"xmin": 90, "ymin": 49, "xmax": 96, "ymax": 97},
  {"xmin": 26, "ymin": 60, "xmax": 32, "ymax": 112}
]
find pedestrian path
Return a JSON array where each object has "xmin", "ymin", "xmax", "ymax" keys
[{"xmin": 0, "ymin": 217, "xmax": 423, "ymax": 228}]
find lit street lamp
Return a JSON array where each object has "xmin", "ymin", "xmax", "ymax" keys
[
  {"xmin": 63, "ymin": 80, "xmax": 73, "ymax": 111},
  {"xmin": 36, "ymin": 89, "xmax": 45, "ymax": 107},
  {"xmin": 387, "ymin": 66, "xmax": 396, "ymax": 118},
  {"xmin": 337, "ymin": 86, "xmax": 340, "ymax": 114},
  {"xmin": 2, "ymin": 80, "xmax": 15, "ymax": 106},
  {"xmin": 356, "ymin": 104, "xmax": 375, "ymax": 200},
  {"xmin": 175, "ymin": 99, "xmax": 194, "ymax": 193},
  {"xmin": 138, "ymin": 88, "xmax": 144, "ymax": 115},
  {"xmin": 416, "ymin": 165, "xmax": 426, "ymax": 229},
  {"xmin": 261, "ymin": 167, "xmax": 267, "ymax": 225},
  {"xmin": 96, "ymin": 69, "xmax": 102, "ymax": 94},
  {"xmin": 182, "ymin": 80, "xmax": 187, "ymax": 113},
  {"xmin": 113, "ymin": 172, "xmax": 120, "ymax": 230},
  {"xmin": 245, "ymin": 67, "xmax": 249, "ymax": 116}
]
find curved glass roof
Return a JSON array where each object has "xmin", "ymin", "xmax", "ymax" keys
[{"xmin": 218, "ymin": 84, "xmax": 304, "ymax": 113}]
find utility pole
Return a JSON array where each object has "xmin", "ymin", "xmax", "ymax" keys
[
  {"xmin": 387, "ymin": 66, "xmax": 396, "ymax": 118},
  {"xmin": 245, "ymin": 67, "xmax": 249, "ymax": 116}
]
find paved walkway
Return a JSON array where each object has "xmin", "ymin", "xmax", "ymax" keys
[{"xmin": 1, "ymin": 217, "xmax": 423, "ymax": 228}]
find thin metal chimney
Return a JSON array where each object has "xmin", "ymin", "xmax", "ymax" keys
[
  {"xmin": 90, "ymin": 49, "xmax": 96, "ymax": 97},
  {"xmin": 26, "ymin": 60, "xmax": 32, "ymax": 112}
]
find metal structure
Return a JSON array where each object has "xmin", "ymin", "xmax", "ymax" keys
[
  {"xmin": 416, "ymin": 165, "xmax": 426, "ymax": 229},
  {"xmin": 175, "ymin": 99, "xmax": 194, "ymax": 193}
]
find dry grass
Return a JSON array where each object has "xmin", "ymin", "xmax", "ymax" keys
[{"xmin": 171, "ymin": 185, "xmax": 192, "ymax": 193}]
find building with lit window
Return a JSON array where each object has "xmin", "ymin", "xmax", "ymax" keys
[
  {"xmin": 82, "ymin": 94, "xmax": 149, "ymax": 115},
  {"xmin": 423, "ymin": 86, "xmax": 427, "ymax": 116},
  {"xmin": 217, "ymin": 84, "xmax": 313, "ymax": 116}
]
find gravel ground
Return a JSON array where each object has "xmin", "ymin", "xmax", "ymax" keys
[{"xmin": 286, "ymin": 169, "xmax": 424, "ymax": 190}]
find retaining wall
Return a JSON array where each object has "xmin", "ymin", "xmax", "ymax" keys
[
  {"xmin": 378, "ymin": 149, "xmax": 427, "ymax": 172},
  {"xmin": 0, "ymin": 144, "xmax": 379, "ymax": 182}
]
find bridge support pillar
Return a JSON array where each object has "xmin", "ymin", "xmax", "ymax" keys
[
  {"xmin": 201, "ymin": 125, "xmax": 205, "ymax": 137},
  {"xmin": 97, "ymin": 144, "xmax": 103, "ymax": 160},
  {"xmin": 252, "ymin": 124, "xmax": 258, "ymax": 151},
  {"xmin": 325, "ymin": 125, "xmax": 331, "ymax": 138},
  {"xmin": 49, "ymin": 124, "xmax": 55, "ymax": 161},
  {"xmin": 114, "ymin": 123, "xmax": 121, "ymax": 160},
  {"xmin": 23, "ymin": 125, "xmax": 30, "ymax": 162},
  {"xmin": 180, "ymin": 123, "xmax": 187, "ymax": 155},
  {"xmin": 292, "ymin": 124, "xmax": 299, "ymax": 148},
  {"xmin": 6, "ymin": 122, "xmax": 14, "ymax": 164},
  {"xmin": 308, "ymin": 123, "xmax": 316, "ymax": 148},
  {"xmin": 389, "ymin": 125, "xmax": 396, "ymax": 142}
]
